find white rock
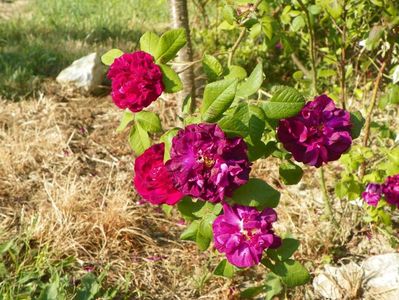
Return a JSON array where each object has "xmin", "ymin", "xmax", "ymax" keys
[
  {"xmin": 362, "ymin": 253, "xmax": 399, "ymax": 300},
  {"xmin": 313, "ymin": 262, "xmax": 363, "ymax": 299},
  {"xmin": 313, "ymin": 254, "xmax": 399, "ymax": 299},
  {"xmin": 56, "ymin": 53, "xmax": 103, "ymax": 91}
]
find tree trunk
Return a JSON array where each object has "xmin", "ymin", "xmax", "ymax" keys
[{"xmin": 169, "ymin": 0, "xmax": 196, "ymax": 115}]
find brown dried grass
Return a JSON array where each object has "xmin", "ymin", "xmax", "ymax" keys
[{"xmin": 0, "ymin": 85, "xmax": 394, "ymax": 299}]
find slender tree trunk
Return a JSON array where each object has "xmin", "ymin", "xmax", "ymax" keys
[{"xmin": 169, "ymin": 0, "xmax": 196, "ymax": 116}]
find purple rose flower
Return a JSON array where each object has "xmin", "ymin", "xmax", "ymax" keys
[
  {"xmin": 212, "ymin": 204, "xmax": 281, "ymax": 268},
  {"xmin": 107, "ymin": 51, "xmax": 164, "ymax": 112},
  {"xmin": 277, "ymin": 95, "xmax": 352, "ymax": 167},
  {"xmin": 166, "ymin": 123, "xmax": 251, "ymax": 202},
  {"xmin": 383, "ymin": 174, "xmax": 399, "ymax": 208},
  {"xmin": 362, "ymin": 183, "xmax": 383, "ymax": 206}
]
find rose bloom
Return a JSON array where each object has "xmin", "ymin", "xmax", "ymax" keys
[
  {"xmin": 362, "ymin": 183, "xmax": 383, "ymax": 207},
  {"xmin": 212, "ymin": 204, "xmax": 281, "ymax": 268},
  {"xmin": 166, "ymin": 123, "xmax": 251, "ymax": 202},
  {"xmin": 107, "ymin": 51, "xmax": 164, "ymax": 112},
  {"xmin": 134, "ymin": 143, "xmax": 183, "ymax": 205},
  {"xmin": 277, "ymin": 95, "xmax": 352, "ymax": 167},
  {"xmin": 383, "ymin": 174, "xmax": 399, "ymax": 208}
]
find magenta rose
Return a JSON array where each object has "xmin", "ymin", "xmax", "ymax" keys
[
  {"xmin": 277, "ymin": 94, "xmax": 352, "ymax": 167},
  {"xmin": 134, "ymin": 143, "xmax": 183, "ymax": 205},
  {"xmin": 166, "ymin": 123, "xmax": 251, "ymax": 203},
  {"xmin": 362, "ymin": 183, "xmax": 383, "ymax": 207},
  {"xmin": 212, "ymin": 204, "xmax": 281, "ymax": 268},
  {"xmin": 383, "ymin": 174, "xmax": 399, "ymax": 208},
  {"xmin": 107, "ymin": 51, "xmax": 164, "ymax": 112}
]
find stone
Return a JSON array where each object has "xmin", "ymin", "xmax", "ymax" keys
[
  {"xmin": 362, "ymin": 253, "xmax": 399, "ymax": 300},
  {"xmin": 313, "ymin": 254, "xmax": 399, "ymax": 299},
  {"xmin": 56, "ymin": 52, "xmax": 104, "ymax": 91}
]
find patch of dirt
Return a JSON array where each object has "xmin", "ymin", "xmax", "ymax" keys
[{"xmin": 0, "ymin": 0, "xmax": 30, "ymax": 20}]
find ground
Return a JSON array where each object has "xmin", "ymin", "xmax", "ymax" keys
[{"xmin": 0, "ymin": 0, "xmax": 398, "ymax": 299}]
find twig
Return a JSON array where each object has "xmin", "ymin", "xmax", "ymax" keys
[
  {"xmin": 291, "ymin": 53, "xmax": 311, "ymax": 78},
  {"xmin": 227, "ymin": 0, "xmax": 263, "ymax": 66},
  {"xmin": 359, "ymin": 40, "xmax": 394, "ymax": 179},
  {"xmin": 319, "ymin": 167, "xmax": 339, "ymax": 229},
  {"xmin": 297, "ymin": 0, "xmax": 318, "ymax": 96}
]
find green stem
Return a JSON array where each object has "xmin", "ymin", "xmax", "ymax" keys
[{"xmin": 319, "ymin": 167, "xmax": 338, "ymax": 229}]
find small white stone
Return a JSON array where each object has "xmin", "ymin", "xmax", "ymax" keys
[{"xmin": 56, "ymin": 52, "xmax": 104, "ymax": 91}]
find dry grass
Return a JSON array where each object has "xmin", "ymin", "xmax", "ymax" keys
[{"xmin": 0, "ymin": 84, "xmax": 395, "ymax": 299}]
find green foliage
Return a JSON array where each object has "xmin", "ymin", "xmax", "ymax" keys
[
  {"xmin": 279, "ymin": 161, "xmax": 303, "ymax": 185},
  {"xmin": 236, "ymin": 63, "xmax": 264, "ymax": 98},
  {"xmin": 128, "ymin": 123, "xmax": 151, "ymax": 155},
  {"xmin": 230, "ymin": 178, "xmax": 280, "ymax": 209},
  {"xmin": 214, "ymin": 259, "xmax": 235, "ymax": 278},
  {"xmin": 201, "ymin": 78, "xmax": 238, "ymax": 122},
  {"xmin": 140, "ymin": 32, "xmax": 160, "ymax": 57},
  {"xmin": 263, "ymin": 86, "xmax": 305, "ymax": 119},
  {"xmin": 159, "ymin": 64, "xmax": 183, "ymax": 93},
  {"xmin": 101, "ymin": 48, "xmax": 124, "ymax": 66},
  {"xmin": 202, "ymin": 54, "xmax": 224, "ymax": 82},
  {"xmin": 155, "ymin": 29, "xmax": 187, "ymax": 63}
]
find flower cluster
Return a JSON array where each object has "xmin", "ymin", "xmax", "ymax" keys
[
  {"xmin": 132, "ymin": 123, "xmax": 280, "ymax": 267},
  {"xmin": 277, "ymin": 95, "xmax": 352, "ymax": 167},
  {"xmin": 107, "ymin": 51, "xmax": 164, "ymax": 112},
  {"xmin": 362, "ymin": 174, "xmax": 399, "ymax": 208}
]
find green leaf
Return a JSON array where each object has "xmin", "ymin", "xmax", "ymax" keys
[
  {"xmin": 214, "ymin": 259, "xmax": 235, "ymax": 278},
  {"xmin": 218, "ymin": 116, "xmax": 249, "ymax": 138},
  {"xmin": 247, "ymin": 140, "xmax": 268, "ymax": 161},
  {"xmin": 180, "ymin": 220, "xmax": 200, "ymax": 241},
  {"xmin": 139, "ymin": 32, "xmax": 160, "ymax": 56},
  {"xmin": 159, "ymin": 64, "xmax": 183, "ymax": 93},
  {"xmin": 263, "ymin": 86, "xmax": 305, "ymax": 119},
  {"xmin": 279, "ymin": 161, "xmax": 303, "ymax": 185},
  {"xmin": 203, "ymin": 54, "xmax": 224, "ymax": 82},
  {"xmin": 292, "ymin": 15, "xmax": 305, "ymax": 32},
  {"xmin": 320, "ymin": 0, "xmax": 343, "ymax": 19},
  {"xmin": 192, "ymin": 202, "xmax": 222, "ymax": 218},
  {"xmin": 128, "ymin": 123, "xmax": 151, "ymax": 155},
  {"xmin": 230, "ymin": 178, "xmax": 280, "ymax": 209},
  {"xmin": 225, "ymin": 65, "xmax": 247, "ymax": 81},
  {"xmin": 160, "ymin": 128, "xmax": 179, "ymax": 161},
  {"xmin": 223, "ymin": 5, "xmax": 237, "ymax": 25},
  {"xmin": 155, "ymin": 28, "xmax": 187, "ymax": 63},
  {"xmin": 116, "ymin": 111, "xmax": 134, "ymax": 132},
  {"xmin": 135, "ymin": 111, "xmax": 162, "ymax": 133},
  {"xmin": 76, "ymin": 273, "xmax": 100, "ymax": 300},
  {"xmin": 267, "ymin": 259, "xmax": 310, "ymax": 288},
  {"xmin": 267, "ymin": 238, "xmax": 300, "ymax": 261},
  {"xmin": 101, "ymin": 49, "xmax": 123, "ymax": 66},
  {"xmin": 162, "ymin": 204, "xmax": 173, "ymax": 216},
  {"xmin": 201, "ymin": 78, "xmax": 238, "ymax": 122},
  {"xmin": 264, "ymin": 273, "xmax": 283, "ymax": 300},
  {"xmin": 236, "ymin": 63, "xmax": 264, "ymax": 98},
  {"xmin": 241, "ymin": 286, "xmax": 266, "ymax": 299},
  {"xmin": 309, "ymin": 4, "xmax": 321, "ymax": 15},
  {"xmin": 196, "ymin": 215, "xmax": 215, "ymax": 251},
  {"xmin": 366, "ymin": 25, "xmax": 384, "ymax": 51},
  {"xmin": 249, "ymin": 22, "xmax": 262, "ymax": 39},
  {"xmin": 350, "ymin": 111, "xmax": 365, "ymax": 139},
  {"xmin": 248, "ymin": 104, "xmax": 266, "ymax": 142},
  {"xmin": 177, "ymin": 197, "xmax": 205, "ymax": 221}
]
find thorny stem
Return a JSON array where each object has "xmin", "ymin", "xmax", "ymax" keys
[
  {"xmin": 319, "ymin": 167, "xmax": 339, "ymax": 229},
  {"xmin": 297, "ymin": 0, "xmax": 338, "ymax": 227},
  {"xmin": 297, "ymin": 0, "xmax": 317, "ymax": 96},
  {"xmin": 339, "ymin": 1, "xmax": 347, "ymax": 110},
  {"xmin": 227, "ymin": 0, "xmax": 263, "ymax": 66},
  {"xmin": 359, "ymin": 40, "xmax": 394, "ymax": 179}
]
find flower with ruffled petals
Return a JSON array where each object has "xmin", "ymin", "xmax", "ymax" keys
[
  {"xmin": 166, "ymin": 123, "xmax": 251, "ymax": 202},
  {"xmin": 277, "ymin": 95, "xmax": 352, "ymax": 167},
  {"xmin": 134, "ymin": 143, "xmax": 183, "ymax": 205},
  {"xmin": 107, "ymin": 51, "xmax": 164, "ymax": 112},
  {"xmin": 362, "ymin": 183, "xmax": 383, "ymax": 207},
  {"xmin": 383, "ymin": 174, "xmax": 399, "ymax": 208},
  {"xmin": 212, "ymin": 204, "xmax": 281, "ymax": 268}
]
